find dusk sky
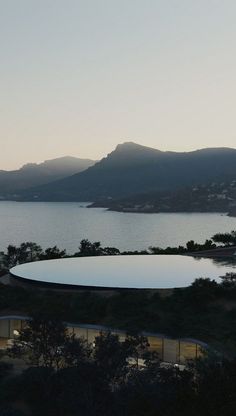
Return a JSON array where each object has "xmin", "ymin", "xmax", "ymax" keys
[{"xmin": 1, "ymin": 0, "xmax": 236, "ymax": 169}]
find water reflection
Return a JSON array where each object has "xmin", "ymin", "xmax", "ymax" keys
[
  {"xmin": 194, "ymin": 256, "xmax": 236, "ymax": 267},
  {"xmin": 10, "ymin": 255, "xmax": 236, "ymax": 289}
]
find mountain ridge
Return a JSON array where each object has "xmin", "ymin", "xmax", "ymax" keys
[
  {"xmin": 0, "ymin": 156, "xmax": 96, "ymax": 195},
  {"xmin": 11, "ymin": 142, "xmax": 236, "ymax": 202}
]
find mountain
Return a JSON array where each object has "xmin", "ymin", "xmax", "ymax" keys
[
  {"xmin": 10, "ymin": 142, "xmax": 236, "ymax": 202},
  {"xmin": 0, "ymin": 156, "xmax": 96, "ymax": 196},
  {"xmin": 91, "ymin": 180, "xmax": 236, "ymax": 213}
]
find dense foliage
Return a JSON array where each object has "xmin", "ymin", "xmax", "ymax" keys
[
  {"xmin": 1, "ymin": 318, "xmax": 236, "ymax": 415},
  {"xmin": 0, "ymin": 275, "xmax": 236, "ymax": 354},
  {"xmin": 0, "ymin": 234, "xmax": 236, "ymax": 414}
]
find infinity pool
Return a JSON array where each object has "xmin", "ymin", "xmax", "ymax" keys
[{"xmin": 10, "ymin": 255, "xmax": 236, "ymax": 289}]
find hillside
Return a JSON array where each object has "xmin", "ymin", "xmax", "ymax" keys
[
  {"xmin": 90, "ymin": 180, "xmax": 236, "ymax": 213},
  {"xmin": 0, "ymin": 156, "xmax": 96, "ymax": 197},
  {"xmin": 10, "ymin": 142, "xmax": 236, "ymax": 202}
]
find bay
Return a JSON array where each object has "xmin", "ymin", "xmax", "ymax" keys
[{"xmin": 0, "ymin": 201, "xmax": 235, "ymax": 253}]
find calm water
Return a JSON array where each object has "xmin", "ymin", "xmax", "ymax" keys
[
  {"xmin": 0, "ymin": 201, "xmax": 236, "ymax": 253},
  {"xmin": 11, "ymin": 255, "xmax": 236, "ymax": 289}
]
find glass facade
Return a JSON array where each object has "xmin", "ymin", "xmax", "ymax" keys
[
  {"xmin": 147, "ymin": 336, "xmax": 164, "ymax": 360},
  {"xmin": 0, "ymin": 319, "xmax": 9, "ymax": 338},
  {"xmin": 0, "ymin": 317, "xmax": 205, "ymax": 365},
  {"xmin": 163, "ymin": 339, "xmax": 179, "ymax": 363},
  {"xmin": 180, "ymin": 341, "xmax": 198, "ymax": 363},
  {"xmin": 0, "ymin": 319, "xmax": 22, "ymax": 339}
]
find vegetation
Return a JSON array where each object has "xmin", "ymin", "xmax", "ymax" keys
[
  {"xmin": 2, "ymin": 229, "xmax": 236, "ymax": 270},
  {"xmin": 0, "ymin": 232, "xmax": 236, "ymax": 414},
  {"xmin": 0, "ymin": 232, "xmax": 235, "ymax": 349},
  {"xmin": 93, "ymin": 179, "xmax": 236, "ymax": 214},
  {"xmin": 212, "ymin": 230, "xmax": 236, "ymax": 246},
  {"xmin": 0, "ymin": 275, "xmax": 236, "ymax": 353},
  {"xmin": 9, "ymin": 317, "xmax": 91, "ymax": 369},
  {"xmin": 0, "ymin": 316, "xmax": 236, "ymax": 415}
]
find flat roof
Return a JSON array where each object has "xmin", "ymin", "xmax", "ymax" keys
[{"xmin": 9, "ymin": 255, "xmax": 236, "ymax": 289}]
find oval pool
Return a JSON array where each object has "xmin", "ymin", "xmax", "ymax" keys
[{"xmin": 10, "ymin": 255, "xmax": 236, "ymax": 289}]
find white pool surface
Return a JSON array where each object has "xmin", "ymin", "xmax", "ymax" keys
[{"xmin": 10, "ymin": 255, "xmax": 236, "ymax": 289}]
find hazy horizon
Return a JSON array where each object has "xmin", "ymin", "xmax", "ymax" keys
[
  {"xmin": 1, "ymin": 1, "xmax": 236, "ymax": 169},
  {"xmin": 2, "ymin": 141, "xmax": 236, "ymax": 171}
]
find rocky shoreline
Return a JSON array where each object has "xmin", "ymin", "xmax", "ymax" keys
[{"xmin": 89, "ymin": 201, "xmax": 234, "ymax": 215}]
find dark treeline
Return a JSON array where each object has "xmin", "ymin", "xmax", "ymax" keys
[
  {"xmin": 1, "ymin": 230, "xmax": 236, "ymax": 270},
  {"xmin": 0, "ymin": 316, "xmax": 236, "ymax": 415}
]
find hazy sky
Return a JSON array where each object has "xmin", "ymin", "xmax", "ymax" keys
[{"xmin": 1, "ymin": 0, "xmax": 236, "ymax": 169}]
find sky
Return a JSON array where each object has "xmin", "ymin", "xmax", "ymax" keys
[{"xmin": 1, "ymin": 0, "xmax": 236, "ymax": 170}]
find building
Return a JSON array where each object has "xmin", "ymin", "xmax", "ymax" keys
[{"xmin": 0, "ymin": 314, "xmax": 206, "ymax": 365}]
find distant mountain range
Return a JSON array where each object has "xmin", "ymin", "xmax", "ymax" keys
[
  {"xmin": 0, "ymin": 156, "xmax": 96, "ymax": 197},
  {"xmin": 1, "ymin": 142, "xmax": 236, "ymax": 216},
  {"xmin": 10, "ymin": 142, "xmax": 236, "ymax": 205}
]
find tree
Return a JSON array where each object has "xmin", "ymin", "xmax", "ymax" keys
[
  {"xmin": 46, "ymin": 365, "xmax": 112, "ymax": 416},
  {"xmin": 202, "ymin": 239, "xmax": 216, "ymax": 250},
  {"xmin": 1, "ymin": 242, "xmax": 68, "ymax": 269},
  {"xmin": 186, "ymin": 240, "xmax": 199, "ymax": 252},
  {"xmin": 124, "ymin": 334, "xmax": 150, "ymax": 369},
  {"xmin": 102, "ymin": 247, "xmax": 120, "ymax": 256},
  {"xmin": 2, "ymin": 245, "xmax": 19, "ymax": 268},
  {"xmin": 9, "ymin": 316, "xmax": 93, "ymax": 370},
  {"xmin": 9, "ymin": 317, "xmax": 69, "ymax": 369},
  {"xmin": 17, "ymin": 242, "xmax": 43, "ymax": 263},
  {"xmin": 93, "ymin": 332, "xmax": 130, "ymax": 383},
  {"xmin": 40, "ymin": 246, "xmax": 66, "ymax": 260},
  {"xmin": 212, "ymin": 230, "xmax": 236, "ymax": 246},
  {"xmin": 7, "ymin": 366, "xmax": 54, "ymax": 415},
  {"xmin": 75, "ymin": 239, "xmax": 103, "ymax": 256},
  {"xmin": 62, "ymin": 334, "xmax": 91, "ymax": 367},
  {"xmin": 220, "ymin": 272, "xmax": 236, "ymax": 287},
  {"xmin": 1, "ymin": 242, "xmax": 43, "ymax": 269}
]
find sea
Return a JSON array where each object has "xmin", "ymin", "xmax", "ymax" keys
[{"xmin": 0, "ymin": 201, "xmax": 235, "ymax": 254}]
